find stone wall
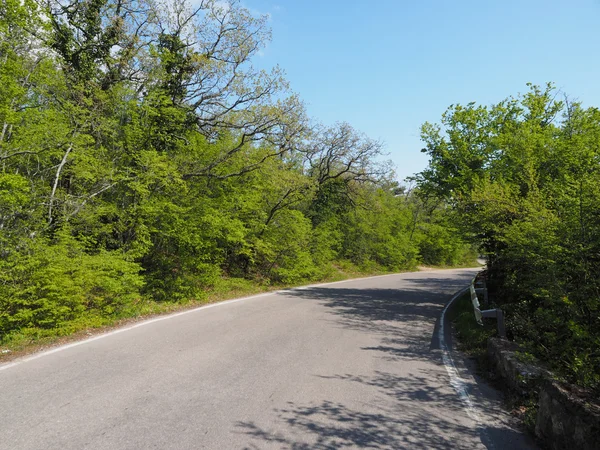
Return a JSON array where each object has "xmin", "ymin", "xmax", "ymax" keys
[
  {"xmin": 486, "ymin": 338, "xmax": 600, "ymax": 449},
  {"xmin": 487, "ymin": 338, "xmax": 548, "ymax": 395},
  {"xmin": 535, "ymin": 381, "xmax": 600, "ymax": 450}
]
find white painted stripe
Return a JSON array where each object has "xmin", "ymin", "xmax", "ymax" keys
[
  {"xmin": 285, "ymin": 271, "xmax": 410, "ymax": 290},
  {"xmin": 1, "ymin": 268, "xmax": 479, "ymax": 372},
  {"xmin": 0, "ymin": 291, "xmax": 279, "ymax": 372},
  {"xmin": 0, "ymin": 270, "xmax": 449, "ymax": 372},
  {"xmin": 439, "ymin": 285, "xmax": 495, "ymax": 448}
]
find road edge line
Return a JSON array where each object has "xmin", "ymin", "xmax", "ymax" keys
[
  {"xmin": 0, "ymin": 291, "xmax": 277, "ymax": 372},
  {"xmin": 1, "ymin": 268, "xmax": 479, "ymax": 372},
  {"xmin": 439, "ymin": 285, "xmax": 495, "ymax": 448}
]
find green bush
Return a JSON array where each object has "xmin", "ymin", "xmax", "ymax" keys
[
  {"xmin": 417, "ymin": 83, "xmax": 600, "ymax": 393},
  {"xmin": 0, "ymin": 232, "xmax": 143, "ymax": 340}
]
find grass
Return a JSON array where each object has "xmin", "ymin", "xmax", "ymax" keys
[{"xmin": 448, "ymin": 291, "xmax": 496, "ymax": 356}]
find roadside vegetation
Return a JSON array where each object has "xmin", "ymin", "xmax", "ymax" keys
[
  {"xmin": 0, "ymin": 0, "xmax": 477, "ymax": 354},
  {"xmin": 450, "ymin": 291, "xmax": 541, "ymax": 432},
  {"xmin": 449, "ymin": 292, "xmax": 495, "ymax": 357},
  {"xmin": 415, "ymin": 83, "xmax": 600, "ymax": 396}
]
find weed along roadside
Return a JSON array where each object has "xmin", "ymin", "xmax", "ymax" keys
[{"xmin": 449, "ymin": 273, "xmax": 600, "ymax": 450}]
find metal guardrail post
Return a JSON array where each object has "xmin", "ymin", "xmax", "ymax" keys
[
  {"xmin": 470, "ymin": 277, "xmax": 506, "ymax": 339},
  {"xmin": 474, "ymin": 278, "xmax": 488, "ymax": 307}
]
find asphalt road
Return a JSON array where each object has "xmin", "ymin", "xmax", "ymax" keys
[{"xmin": 0, "ymin": 269, "xmax": 537, "ymax": 449}]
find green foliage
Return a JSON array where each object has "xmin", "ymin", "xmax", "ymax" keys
[
  {"xmin": 339, "ymin": 187, "xmax": 419, "ymax": 270},
  {"xmin": 0, "ymin": 173, "xmax": 29, "ymax": 211},
  {"xmin": 417, "ymin": 83, "xmax": 600, "ymax": 393},
  {"xmin": 418, "ymin": 221, "xmax": 476, "ymax": 267},
  {"xmin": 0, "ymin": 231, "xmax": 143, "ymax": 340},
  {"xmin": 450, "ymin": 293, "xmax": 496, "ymax": 354},
  {"xmin": 0, "ymin": 0, "xmax": 471, "ymax": 351}
]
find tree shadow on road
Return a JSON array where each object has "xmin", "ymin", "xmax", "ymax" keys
[
  {"xmin": 237, "ymin": 368, "xmax": 530, "ymax": 449},
  {"xmin": 236, "ymin": 367, "xmax": 522, "ymax": 449},
  {"xmin": 238, "ymin": 400, "xmax": 476, "ymax": 449},
  {"xmin": 236, "ymin": 271, "xmax": 534, "ymax": 449},
  {"xmin": 281, "ymin": 271, "xmax": 474, "ymax": 335},
  {"xmin": 281, "ymin": 273, "xmax": 474, "ymax": 361}
]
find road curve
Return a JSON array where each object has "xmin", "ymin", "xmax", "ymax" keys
[{"xmin": 0, "ymin": 269, "xmax": 536, "ymax": 449}]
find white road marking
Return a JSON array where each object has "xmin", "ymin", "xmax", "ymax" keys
[
  {"xmin": 439, "ymin": 286, "xmax": 494, "ymax": 448},
  {"xmin": 0, "ymin": 271, "xmax": 423, "ymax": 372},
  {"xmin": 1, "ymin": 269, "xmax": 476, "ymax": 377},
  {"xmin": 0, "ymin": 291, "xmax": 278, "ymax": 372}
]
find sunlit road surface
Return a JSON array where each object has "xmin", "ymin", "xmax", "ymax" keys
[{"xmin": 0, "ymin": 269, "xmax": 537, "ymax": 449}]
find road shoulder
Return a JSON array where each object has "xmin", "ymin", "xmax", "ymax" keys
[{"xmin": 439, "ymin": 288, "xmax": 539, "ymax": 449}]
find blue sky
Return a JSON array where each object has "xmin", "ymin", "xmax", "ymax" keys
[{"xmin": 245, "ymin": 0, "xmax": 600, "ymax": 181}]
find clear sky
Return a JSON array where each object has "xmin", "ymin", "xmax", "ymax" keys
[{"xmin": 244, "ymin": 0, "xmax": 600, "ymax": 182}]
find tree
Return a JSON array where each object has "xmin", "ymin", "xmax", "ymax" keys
[
  {"xmin": 0, "ymin": 0, "xmax": 474, "ymax": 357},
  {"xmin": 416, "ymin": 83, "xmax": 600, "ymax": 393}
]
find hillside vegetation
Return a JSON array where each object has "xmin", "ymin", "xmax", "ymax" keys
[
  {"xmin": 415, "ymin": 83, "xmax": 600, "ymax": 394},
  {"xmin": 0, "ymin": 0, "xmax": 475, "ymax": 349}
]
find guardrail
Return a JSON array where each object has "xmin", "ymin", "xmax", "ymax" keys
[{"xmin": 470, "ymin": 276, "xmax": 506, "ymax": 339}]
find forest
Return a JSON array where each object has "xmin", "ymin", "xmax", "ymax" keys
[
  {"xmin": 0, "ymin": 0, "xmax": 475, "ymax": 349},
  {"xmin": 416, "ymin": 83, "xmax": 600, "ymax": 394}
]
